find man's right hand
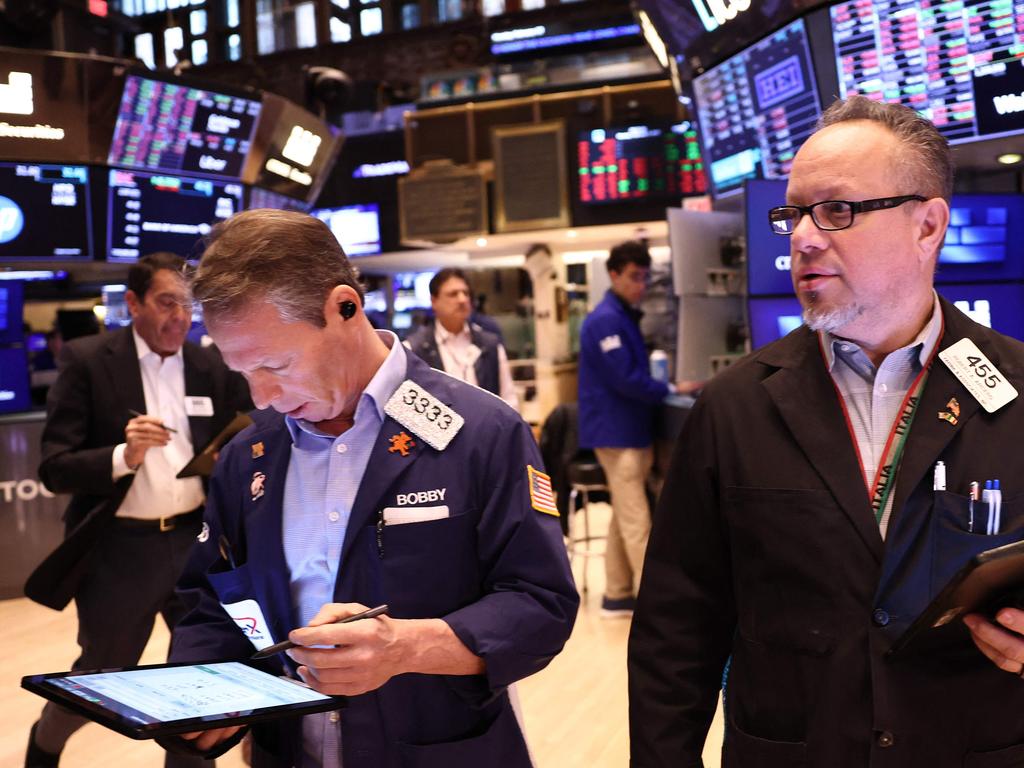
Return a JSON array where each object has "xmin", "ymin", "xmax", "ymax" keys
[{"xmin": 124, "ymin": 414, "xmax": 172, "ymax": 468}]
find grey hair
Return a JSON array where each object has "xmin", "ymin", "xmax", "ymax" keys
[
  {"xmin": 192, "ymin": 208, "xmax": 364, "ymax": 327},
  {"xmin": 817, "ymin": 95, "xmax": 954, "ymax": 203}
]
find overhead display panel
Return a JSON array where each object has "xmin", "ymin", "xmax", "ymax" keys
[
  {"xmin": 106, "ymin": 168, "xmax": 242, "ymax": 262},
  {"xmin": 693, "ymin": 18, "xmax": 822, "ymax": 197},
  {"xmin": 108, "ymin": 73, "xmax": 262, "ymax": 179},
  {"xmin": 0, "ymin": 163, "xmax": 92, "ymax": 260},
  {"xmin": 832, "ymin": 0, "xmax": 1024, "ymax": 143}
]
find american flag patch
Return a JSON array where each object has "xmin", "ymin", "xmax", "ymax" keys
[{"xmin": 528, "ymin": 465, "xmax": 559, "ymax": 517}]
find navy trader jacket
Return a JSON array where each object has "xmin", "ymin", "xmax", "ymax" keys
[
  {"xmin": 629, "ymin": 297, "xmax": 1024, "ymax": 768},
  {"xmin": 578, "ymin": 290, "xmax": 669, "ymax": 449},
  {"xmin": 170, "ymin": 348, "xmax": 579, "ymax": 768}
]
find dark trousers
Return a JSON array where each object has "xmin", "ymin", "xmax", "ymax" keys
[{"xmin": 35, "ymin": 513, "xmax": 214, "ymax": 768}]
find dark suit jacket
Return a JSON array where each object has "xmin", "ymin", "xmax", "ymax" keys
[
  {"xmin": 25, "ymin": 326, "xmax": 251, "ymax": 609},
  {"xmin": 629, "ymin": 297, "xmax": 1024, "ymax": 768}
]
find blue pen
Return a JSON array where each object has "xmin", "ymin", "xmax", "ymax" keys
[
  {"xmin": 993, "ymin": 479, "xmax": 1002, "ymax": 535},
  {"xmin": 983, "ymin": 480, "xmax": 994, "ymax": 535}
]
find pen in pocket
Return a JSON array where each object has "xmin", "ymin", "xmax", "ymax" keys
[{"xmin": 969, "ymin": 481, "xmax": 979, "ymax": 533}]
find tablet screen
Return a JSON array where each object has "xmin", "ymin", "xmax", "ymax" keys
[{"xmin": 42, "ymin": 662, "xmax": 331, "ymax": 726}]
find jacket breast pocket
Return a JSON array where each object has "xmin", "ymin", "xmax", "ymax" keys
[
  {"xmin": 378, "ymin": 512, "xmax": 481, "ymax": 618},
  {"xmin": 963, "ymin": 743, "xmax": 1024, "ymax": 768},
  {"xmin": 206, "ymin": 562, "xmax": 256, "ymax": 605},
  {"xmin": 931, "ymin": 491, "xmax": 1024, "ymax": 597}
]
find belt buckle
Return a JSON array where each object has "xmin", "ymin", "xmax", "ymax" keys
[{"xmin": 159, "ymin": 515, "xmax": 175, "ymax": 532}]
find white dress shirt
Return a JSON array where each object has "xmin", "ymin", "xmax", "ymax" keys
[
  {"xmin": 434, "ymin": 322, "xmax": 520, "ymax": 409},
  {"xmin": 111, "ymin": 328, "xmax": 205, "ymax": 519}
]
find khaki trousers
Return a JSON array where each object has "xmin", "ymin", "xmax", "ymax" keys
[{"xmin": 594, "ymin": 446, "xmax": 654, "ymax": 600}]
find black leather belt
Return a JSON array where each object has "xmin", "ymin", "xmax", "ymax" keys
[{"xmin": 115, "ymin": 508, "xmax": 202, "ymax": 533}]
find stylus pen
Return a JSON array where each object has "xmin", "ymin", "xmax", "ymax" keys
[
  {"xmin": 251, "ymin": 604, "xmax": 390, "ymax": 660},
  {"xmin": 128, "ymin": 408, "xmax": 178, "ymax": 433}
]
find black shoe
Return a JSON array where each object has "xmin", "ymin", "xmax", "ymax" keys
[{"xmin": 25, "ymin": 722, "xmax": 61, "ymax": 768}]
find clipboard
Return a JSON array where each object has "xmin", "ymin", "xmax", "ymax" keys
[
  {"xmin": 176, "ymin": 412, "xmax": 254, "ymax": 478},
  {"xmin": 886, "ymin": 538, "xmax": 1024, "ymax": 659}
]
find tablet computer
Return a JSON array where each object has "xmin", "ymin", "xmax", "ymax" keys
[
  {"xmin": 22, "ymin": 660, "xmax": 343, "ymax": 739},
  {"xmin": 887, "ymin": 538, "xmax": 1024, "ymax": 659}
]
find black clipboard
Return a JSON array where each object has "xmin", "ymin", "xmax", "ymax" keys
[
  {"xmin": 176, "ymin": 412, "xmax": 254, "ymax": 479},
  {"xmin": 22, "ymin": 660, "xmax": 344, "ymax": 740},
  {"xmin": 887, "ymin": 539, "xmax": 1024, "ymax": 659}
]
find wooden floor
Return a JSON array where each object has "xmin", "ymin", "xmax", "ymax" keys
[{"xmin": 0, "ymin": 503, "xmax": 724, "ymax": 767}]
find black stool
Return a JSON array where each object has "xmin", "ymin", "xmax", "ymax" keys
[{"xmin": 566, "ymin": 456, "xmax": 608, "ymax": 595}]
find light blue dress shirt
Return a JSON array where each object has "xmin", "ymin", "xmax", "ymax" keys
[{"xmin": 282, "ymin": 331, "xmax": 406, "ymax": 768}]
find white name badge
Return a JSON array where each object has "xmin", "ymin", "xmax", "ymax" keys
[
  {"xmin": 221, "ymin": 598, "xmax": 276, "ymax": 651},
  {"xmin": 184, "ymin": 396, "xmax": 215, "ymax": 417},
  {"xmin": 382, "ymin": 505, "xmax": 450, "ymax": 525},
  {"xmin": 939, "ymin": 338, "xmax": 1019, "ymax": 413},
  {"xmin": 384, "ymin": 380, "xmax": 464, "ymax": 451}
]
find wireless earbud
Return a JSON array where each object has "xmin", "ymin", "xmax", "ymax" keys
[{"xmin": 339, "ymin": 301, "xmax": 357, "ymax": 320}]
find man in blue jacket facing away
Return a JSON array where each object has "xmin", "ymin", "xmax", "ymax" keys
[{"xmin": 578, "ymin": 241, "xmax": 696, "ymax": 617}]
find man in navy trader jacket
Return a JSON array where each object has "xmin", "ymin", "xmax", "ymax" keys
[
  {"xmin": 578, "ymin": 241, "xmax": 696, "ymax": 617},
  {"xmin": 629, "ymin": 97, "xmax": 1024, "ymax": 767},
  {"xmin": 166, "ymin": 209, "xmax": 578, "ymax": 768}
]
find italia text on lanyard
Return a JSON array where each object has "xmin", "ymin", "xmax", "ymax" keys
[{"xmin": 820, "ymin": 319, "xmax": 944, "ymax": 525}]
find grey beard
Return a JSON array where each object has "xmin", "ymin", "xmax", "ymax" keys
[{"xmin": 802, "ymin": 299, "xmax": 864, "ymax": 334}]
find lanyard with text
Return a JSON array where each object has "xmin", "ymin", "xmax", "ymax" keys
[{"xmin": 819, "ymin": 319, "xmax": 944, "ymax": 525}]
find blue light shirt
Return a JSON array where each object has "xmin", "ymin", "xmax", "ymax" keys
[{"xmin": 282, "ymin": 331, "xmax": 406, "ymax": 768}]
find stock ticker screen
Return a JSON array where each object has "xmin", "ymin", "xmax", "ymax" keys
[
  {"xmin": 692, "ymin": 18, "xmax": 822, "ymax": 197},
  {"xmin": 576, "ymin": 122, "xmax": 707, "ymax": 203},
  {"xmin": 106, "ymin": 169, "xmax": 242, "ymax": 262},
  {"xmin": 0, "ymin": 163, "xmax": 92, "ymax": 260},
  {"xmin": 108, "ymin": 75, "xmax": 262, "ymax": 179},
  {"xmin": 832, "ymin": 0, "xmax": 1024, "ymax": 142}
]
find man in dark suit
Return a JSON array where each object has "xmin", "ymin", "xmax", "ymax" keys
[
  {"xmin": 629, "ymin": 96, "xmax": 1024, "ymax": 767},
  {"xmin": 25, "ymin": 252, "xmax": 251, "ymax": 768}
]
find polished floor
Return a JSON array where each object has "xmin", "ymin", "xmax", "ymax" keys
[{"xmin": 0, "ymin": 503, "xmax": 724, "ymax": 767}]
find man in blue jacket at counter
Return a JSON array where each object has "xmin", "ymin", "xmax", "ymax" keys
[
  {"xmin": 578, "ymin": 241, "xmax": 697, "ymax": 617},
  {"xmin": 163, "ymin": 209, "xmax": 578, "ymax": 768}
]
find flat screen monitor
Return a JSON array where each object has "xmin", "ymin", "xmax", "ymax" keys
[
  {"xmin": 576, "ymin": 122, "xmax": 707, "ymax": 204},
  {"xmin": 101, "ymin": 284, "xmax": 131, "ymax": 328},
  {"xmin": 393, "ymin": 272, "xmax": 435, "ymax": 312},
  {"xmin": 0, "ymin": 346, "xmax": 30, "ymax": 414},
  {"xmin": 748, "ymin": 295, "xmax": 804, "ymax": 349},
  {"xmin": 247, "ymin": 186, "xmax": 312, "ymax": 212},
  {"xmin": 108, "ymin": 74, "xmax": 262, "ymax": 180},
  {"xmin": 937, "ymin": 195, "xmax": 1024, "ymax": 282},
  {"xmin": 0, "ymin": 163, "xmax": 92, "ymax": 260},
  {"xmin": 745, "ymin": 178, "xmax": 793, "ymax": 296},
  {"xmin": 311, "ymin": 204, "xmax": 382, "ymax": 256},
  {"xmin": 831, "ymin": 0, "xmax": 1024, "ymax": 144},
  {"xmin": 0, "ymin": 281, "xmax": 24, "ymax": 345},
  {"xmin": 106, "ymin": 169, "xmax": 243, "ymax": 262},
  {"xmin": 936, "ymin": 282, "xmax": 1024, "ymax": 341},
  {"xmin": 692, "ymin": 18, "xmax": 822, "ymax": 198}
]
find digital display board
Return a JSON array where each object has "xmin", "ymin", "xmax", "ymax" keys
[
  {"xmin": 311, "ymin": 204, "xmax": 381, "ymax": 256},
  {"xmin": 831, "ymin": 0, "xmax": 1024, "ymax": 143},
  {"xmin": 936, "ymin": 282, "xmax": 1024, "ymax": 340},
  {"xmin": 748, "ymin": 295, "xmax": 804, "ymax": 349},
  {"xmin": 108, "ymin": 74, "xmax": 261, "ymax": 180},
  {"xmin": 576, "ymin": 122, "xmax": 707, "ymax": 204},
  {"xmin": 106, "ymin": 169, "xmax": 242, "ymax": 262},
  {"xmin": 0, "ymin": 163, "xmax": 92, "ymax": 260},
  {"xmin": 247, "ymin": 186, "xmax": 312, "ymax": 212},
  {"xmin": 693, "ymin": 18, "xmax": 822, "ymax": 197},
  {"xmin": 0, "ymin": 346, "xmax": 30, "ymax": 414},
  {"xmin": 0, "ymin": 281, "xmax": 24, "ymax": 345}
]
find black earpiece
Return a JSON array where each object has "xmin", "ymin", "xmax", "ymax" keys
[{"xmin": 339, "ymin": 301, "xmax": 357, "ymax": 320}]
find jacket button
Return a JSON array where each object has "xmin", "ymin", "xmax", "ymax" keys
[
  {"xmin": 329, "ymin": 711, "xmax": 341, "ymax": 723},
  {"xmin": 877, "ymin": 731, "xmax": 894, "ymax": 748},
  {"xmin": 872, "ymin": 609, "xmax": 890, "ymax": 627}
]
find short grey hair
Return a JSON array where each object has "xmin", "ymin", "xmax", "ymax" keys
[
  {"xmin": 817, "ymin": 95, "xmax": 954, "ymax": 203},
  {"xmin": 193, "ymin": 208, "xmax": 364, "ymax": 327}
]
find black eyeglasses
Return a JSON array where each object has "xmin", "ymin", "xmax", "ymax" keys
[{"xmin": 768, "ymin": 195, "xmax": 927, "ymax": 235}]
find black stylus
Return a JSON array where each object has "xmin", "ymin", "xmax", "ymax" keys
[{"xmin": 250, "ymin": 604, "xmax": 389, "ymax": 660}]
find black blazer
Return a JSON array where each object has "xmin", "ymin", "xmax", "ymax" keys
[
  {"xmin": 629, "ymin": 297, "xmax": 1024, "ymax": 768},
  {"xmin": 25, "ymin": 327, "xmax": 251, "ymax": 609}
]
